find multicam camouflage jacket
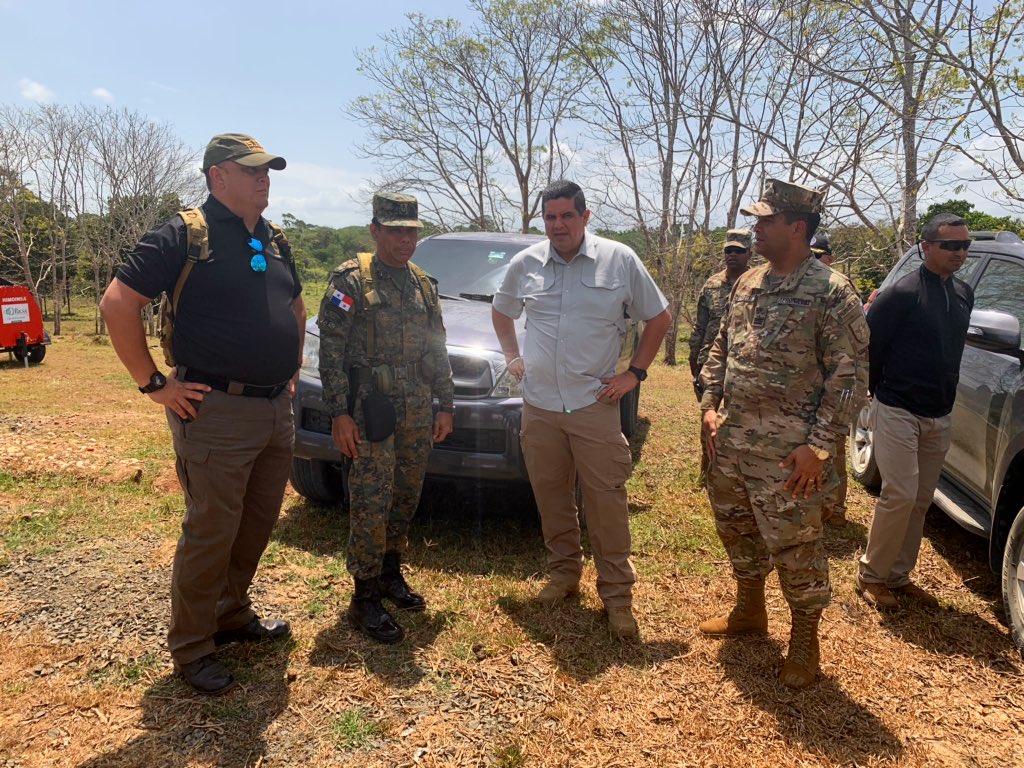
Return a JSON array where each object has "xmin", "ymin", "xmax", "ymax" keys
[
  {"xmin": 317, "ymin": 254, "xmax": 454, "ymax": 422},
  {"xmin": 699, "ymin": 256, "xmax": 869, "ymax": 457},
  {"xmin": 689, "ymin": 269, "xmax": 739, "ymax": 371}
]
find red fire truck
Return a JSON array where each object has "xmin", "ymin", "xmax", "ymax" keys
[{"xmin": 1, "ymin": 278, "xmax": 50, "ymax": 364}]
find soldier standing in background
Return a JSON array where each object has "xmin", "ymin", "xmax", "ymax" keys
[
  {"xmin": 698, "ymin": 179, "xmax": 869, "ymax": 689},
  {"xmin": 689, "ymin": 229, "xmax": 752, "ymax": 483},
  {"xmin": 317, "ymin": 193, "xmax": 454, "ymax": 644},
  {"xmin": 811, "ymin": 233, "xmax": 851, "ymax": 528}
]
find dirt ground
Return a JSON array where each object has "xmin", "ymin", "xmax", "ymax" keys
[{"xmin": 1, "ymin": 336, "xmax": 1023, "ymax": 767}]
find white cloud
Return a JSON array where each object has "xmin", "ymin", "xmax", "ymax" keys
[
  {"xmin": 18, "ymin": 78, "xmax": 53, "ymax": 103},
  {"xmin": 91, "ymin": 87, "xmax": 115, "ymax": 104},
  {"xmin": 263, "ymin": 161, "xmax": 369, "ymax": 228}
]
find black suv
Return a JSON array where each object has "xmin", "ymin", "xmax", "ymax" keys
[
  {"xmin": 289, "ymin": 232, "xmax": 643, "ymax": 506},
  {"xmin": 849, "ymin": 231, "xmax": 1024, "ymax": 655}
]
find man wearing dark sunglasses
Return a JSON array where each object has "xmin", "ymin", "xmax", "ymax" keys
[
  {"xmin": 857, "ymin": 213, "xmax": 974, "ymax": 611},
  {"xmin": 100, "ymin": 133, "xmax": 305, "ymax": 695},
  {"xmin": 689, "ymin": 229, "xmax": 751, "ymax": 483}
]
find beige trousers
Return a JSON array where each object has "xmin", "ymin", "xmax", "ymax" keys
[
  {"xmin": 520, "ymin": 401, "xmax": 636, "ymax": 607},
  {"xmin": 858, "ymin": 400, "xmax": 951, "ymax": 587}
]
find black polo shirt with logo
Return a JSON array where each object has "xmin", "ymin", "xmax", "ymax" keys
[{"xmin": 116, "ymin": 195, "xmax": 302, "ymax": 385}]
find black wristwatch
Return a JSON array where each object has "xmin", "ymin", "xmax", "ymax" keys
[
  {"xmin": 139, "ymin": 371, "xmax": 167, "ymax": 394},
  {"xmin": 627, "ymin": 366, "xmax": 648, "ymax": 382},
  {"xmin": 438, "ymin": 404, "xmax": 455, "ymax": 414}
]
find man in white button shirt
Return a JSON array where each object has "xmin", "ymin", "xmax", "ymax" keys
[{"xmin": 492, "ymin": 180, "xmax": 671, "ymax": 640}]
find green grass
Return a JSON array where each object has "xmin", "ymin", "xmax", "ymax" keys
[
  {"xmin": 328, "ymin": 708, "xmax": 382, "ymax": 750},
  {"xmin": 87, "ymin": 652, "xmax": 163, "ymax": 687}
]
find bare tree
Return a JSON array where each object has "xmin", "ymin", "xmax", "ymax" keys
[{"xmin": 350, "ymin": 0, "xmax": 585, "ymax": 232}]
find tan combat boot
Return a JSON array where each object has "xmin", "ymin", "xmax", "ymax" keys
[
  {"xmin": 698, "ymin": 579, "xmax": 768, "ymax": 636},
  {"xmin": 536, "ymin": 577, "xmax": 580, "ymax": 607},
  {"xmin": 779, "ymin": 609, "xmax": 822, "ymax": 690},
  {"xmin": 606, "ymin": 605, "xmax": 639, "ymax": 641}
]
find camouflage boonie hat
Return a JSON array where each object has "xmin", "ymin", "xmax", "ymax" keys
[
  {"xmin": 373, "ymin": 192, "xmax": 422, "ymax": 228},
  {"xmin": 202, "ymin": 133, "xmax": 286, "ymax": 172},
  {"xmin": 723, "ymin": 228, "xmax": 752, "ymax": 250},
  {"xmin": 740, "ymin": 178, "xmax": 823, "ymax": 217}
]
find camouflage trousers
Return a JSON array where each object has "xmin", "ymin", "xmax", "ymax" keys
[
  {"xmin": 823, "ymin": 437, "xmax": 848, "ymax": 519},
  {"xmin": 346, "ymin": 416, "xmax": 433, "ymax": 580},
  {"xmin": 707, "ymin": 445, "xmax": 834, "ymax": 612}
]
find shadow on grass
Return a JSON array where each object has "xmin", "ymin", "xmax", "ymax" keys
[
  {"xmin": 76, "ymin": 640, "xmax": 291, "ymax": 768},
  {"xmin": 922, "ymin": 505, "xmax": 1002, "ymax": 610},
  {"xmin": 822, "ymin": 518, "xmax": 869, "ymax": 560},
  {"xmin": 308, "ymin": 608, "xmax": 453, "ymax": 687},
  {"xmin": 716, "ymin": 635, "xmax": 905, "ymax": 764},
  {"xmin": 876, "ymin": 602, "xmax": 1018, "ymax": 669},
  {"xmin": 496, "ymin": 595, "xmax": 689, "ymax": 682}
]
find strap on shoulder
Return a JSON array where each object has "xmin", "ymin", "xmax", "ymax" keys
[
  {"xmin": 357, "ymin": 252, "xmax": 376, "ymax": 358},
  {"xmin": 172, "ymin": 208, "xmax": 209, "ymax": 313},
  {"xmin": 268, "ymin": 221, "xmax": 293, "ymax": 262}
]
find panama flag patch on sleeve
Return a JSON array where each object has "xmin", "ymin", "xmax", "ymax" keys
[{"xmin": 330, "ymin": 289, "xmax": 354, "ymax": 312}]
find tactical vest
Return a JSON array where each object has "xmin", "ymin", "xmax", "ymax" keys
[
  {"xmin": 158, "ymin": 208, "xmax": 292, "ymax": 367},
  {"xmin": 354, "ymin": 252, "xmax": 439, "ymax": 359}
]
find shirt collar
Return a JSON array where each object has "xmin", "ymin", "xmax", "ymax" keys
[
  {"xmin": 203, "ymin": 194, "xmax": 268, "ymax": 235},
  {"xmin": 756, "ymin": 253, "xmax": 817, "ymax": 293},
  {"xmin": 543, "ymin": 230, "xmax": 595, "ymax": 266}
]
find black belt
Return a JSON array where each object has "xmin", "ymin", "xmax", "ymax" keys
[{"xmin": 182, "ymin": 368, "xmax": 287, "ymax": 399}]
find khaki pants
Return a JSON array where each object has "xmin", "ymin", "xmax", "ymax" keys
[
  {"xmin": 858, "ymin": 400, "xmax": 951, "ymax": 587},
  {"xmin": 166, "ymin": 389, "xmax": 294, "ymax": 665},
  {"xmin": 520, "ymin": 401, "xmax": 636, "ymax": 607}
]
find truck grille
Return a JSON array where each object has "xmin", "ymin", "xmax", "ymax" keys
[{"xmin": 437, "ymin": 428, "xmax": 506, "ymax": 454}]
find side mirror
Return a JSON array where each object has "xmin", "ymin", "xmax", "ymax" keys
[{"xmin": 966, "ymin": 308, "xmax": 1021, "ymax": 355}]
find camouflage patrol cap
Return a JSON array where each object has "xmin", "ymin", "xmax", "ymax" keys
[
  {"xmin": 740, "ymin": 178, "xmax": 823, "ymax": 217},
  {"xmin": 723, "ymin": 228, "xmax": 752, "ymax": 250},
  {"xmin": 373, "ymin": 192, "xmax": 423, "ymax": 228},
  {"xmin": 202, "ymin": 133, "xmax": 286, "ymax": 172}
]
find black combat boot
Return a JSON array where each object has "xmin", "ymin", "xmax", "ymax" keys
[
  {"xmin": 348, "ymin": 577, "xmax": 404, "ymax": 644},
  {"xmin": 379, "ymin": 551, "xmax": 427, "ymax": 612}
]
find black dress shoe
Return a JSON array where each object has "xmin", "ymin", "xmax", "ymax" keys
[
  {"xmin": 213, "ymin": 617, "xmax": 291, "ymax": 647},
  {"xmin": 176, "ymin": 654, "xmax": 235, "ymax": 696}
]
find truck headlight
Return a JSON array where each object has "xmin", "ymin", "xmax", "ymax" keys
[{"xmin": 301, "ymin": 331, "xmax": 321, "ymax": 379}]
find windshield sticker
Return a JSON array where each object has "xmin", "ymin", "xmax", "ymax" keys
[{"xmin": 487, "ymin": 251, "xmax": 507, "ymax": 263}]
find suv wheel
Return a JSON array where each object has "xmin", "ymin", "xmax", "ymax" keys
[
  {"xmin": 290, "ymin": 457, "xmax": 349, "ymax": 507},
  {"xmin": 849, "ymin": 403, "xmax": 881, "ymax": 491},
  {"xmin": 1002, "ymin": 508, "xmax": 1024, "ymax": 658}
]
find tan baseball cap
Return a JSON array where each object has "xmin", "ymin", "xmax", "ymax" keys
[
  {"xmin": 202, "ymin": 133, "xmax": 286, "ymax": 172},
  {"xmin": 740, "ymin": 178, "xmax": 822, "ymax": 217},
  {"xmin": 373, "ymin": 192, "xmax": 423, "ymax": 228},
  {"xmin": 724, "ymin": 228, "xmax": 751, "ymax": 250}
]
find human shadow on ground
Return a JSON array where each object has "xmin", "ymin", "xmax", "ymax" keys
[
  {"xmin": 496, "ymin": 595, "xmax": 689, "ymax": 683},
  {"xmin": 822, "ymin": 517, "xmax": 869, "ymax": 560},
  {"xmin": 308, "ymin": 607, "xmax": 452, "ymax": 688},
  {"xmin": 76, "ymin": 639, "xmax": 292, "ymax": 768},
  {"xmin": 717, "ymin": 635, "xmax": 904, "ymax": 764},
  {"xmin": 921, "ymin": 506, "xmax": 1003, "ymax": 610}
]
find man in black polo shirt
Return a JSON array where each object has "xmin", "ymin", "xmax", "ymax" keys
[
  {"xmin": 100, "ymin": 133, "xmax": 306, "ymax": 694},
  {"xmin": 856, "ymin": 213, "xmax": 974, "ymax": 610}
]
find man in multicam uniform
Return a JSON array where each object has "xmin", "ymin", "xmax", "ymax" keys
[
  {"xmin": 698, "ymin": 179, "xmax": 869, "ymax": 689},
  {"xmin": 811, "ymin": 233, "xmax": 851, "ymax": 528},
  {"xmin": 689, "ymin": 229, "xmax": 752, "ymax": 483},
  {"xmin": 317, "ymin": 192, "xmax": 454, "ymax": 644}
]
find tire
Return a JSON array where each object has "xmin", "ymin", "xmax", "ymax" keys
[
  {"xmin": 1002, "ymin": 508, "xmax": 1024, "ymax": 658},
  {"xmin": 620, "ymin": 382, "xmax": 640, "ymax": 438},
  {"xmin": 290, "ymin": 457, "xmax": 348, "ymax": 507},
  {"xmin": 27, "ymin": 345, "xmax": 45, "ymax": 363},
  {"xmin": 849, "ymin": 402, "xmax": 881, "ymax": 491}
]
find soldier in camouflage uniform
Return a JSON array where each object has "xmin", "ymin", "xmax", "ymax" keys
[
  {"xmin": 317, "ymin": 193, "xmax": 454, "ymax": 644},
  {"xmin": 811, "ymin": 233, "xmax": 852, "ymax": 528},
  {"xmin": 690, "ymin": 229, "xmax": 752, "ymax": 483},
  {"xmin": 698, "ymin": 179, "xmax": 869, "ymax": 689}
]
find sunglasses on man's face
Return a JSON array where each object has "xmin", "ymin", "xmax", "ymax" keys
[
  {"xmin": 926, "ymin": 239, "xmax": 972, "ymax": 252},
  {"xmin": 248, "ymin": 238, "xmax": 267, "ymax": 272},
  {"xmin": 723, "ymin": 247, "xmax": 748, "ymax": 255}
]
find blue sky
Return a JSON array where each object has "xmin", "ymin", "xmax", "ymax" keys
[{"xmin": 0, "ymin": 0, "xmax": 474, "ymax": 227}]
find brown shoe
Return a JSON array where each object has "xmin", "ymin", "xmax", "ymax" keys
[
  {"xmin": 699, "ymin": 579, "xmax": 768, "ymax": 636},
  {"xmin": 606, "ymin": 605, "xmax": 639, "ymax": 641},
  {"xmin": 536, "ymin": 577, "xmax": 580, "ymax": 607},
  {"xmin": 855, "ymin": 576, "xmax": 898, "ymax": 610},
  {"xmin": 890, "ymin": 582, "xmax": 940, "ymax": 609},
  {"xmin": 824, "ymin": 507, "xmax": 848, "ymax": 528}
]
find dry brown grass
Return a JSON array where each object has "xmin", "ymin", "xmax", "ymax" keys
[{"xmin": 1, "ymin": 324, "xmax": 1023, "ymax": 767}]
